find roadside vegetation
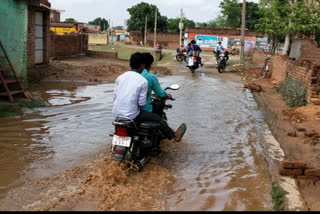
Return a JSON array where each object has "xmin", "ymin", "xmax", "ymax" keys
[
  {"xmin": 277, "ymin": 79, "xmax": 307, "ymax": 108},
  {"xmin": 0, "ymin": 99, "xmax": 48, "ymax": 118},
  {"xmin": 271, "ymin": 185, "xmax": 288, "ymax": 211}
]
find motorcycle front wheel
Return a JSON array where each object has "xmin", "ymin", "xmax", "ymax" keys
[{"xmin": 218, "ymin": 61, "xmax": 226, "ymax": 73}]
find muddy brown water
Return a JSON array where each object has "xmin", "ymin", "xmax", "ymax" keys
[{"xmin": 0, "ymin": 73, "xmax": 273, "ymax": 211}]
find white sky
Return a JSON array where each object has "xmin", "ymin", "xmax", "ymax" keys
[{"xmin": 49, "ymin": 0, "xmax": 260, "ymax": 27}]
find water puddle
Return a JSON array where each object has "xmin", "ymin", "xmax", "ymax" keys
[{"xmin": 0, "ymin": 74, "xmax": 272, "ymax": 211}]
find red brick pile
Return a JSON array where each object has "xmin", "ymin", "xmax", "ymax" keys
[{"xmin": 279, "ymin": 160, "xmax": 320, "ymax": 181}]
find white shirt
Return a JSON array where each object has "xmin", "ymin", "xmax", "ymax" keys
[{"xmin": 112, "ymin": 71, "xmax": 148, "ymax": 120}]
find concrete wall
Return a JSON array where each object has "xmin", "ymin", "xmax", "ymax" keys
[
  {"xmin": 0, "ymin": 0, "xmax": 28, "ymax": 83},
  {"xmin": 88, "ymin": 34, "xmax": 108, "ymax": 45}
]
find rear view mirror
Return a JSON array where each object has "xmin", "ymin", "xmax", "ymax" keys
[{"xmin": 168, "ymin": 84, "xmax": 180, "ymax": 90}]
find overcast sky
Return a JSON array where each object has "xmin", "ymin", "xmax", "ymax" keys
[{"xmin": 50, "ymin": 0, "xmax": 259, "ymax": 27}]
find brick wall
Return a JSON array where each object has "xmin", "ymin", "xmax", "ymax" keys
[
  {"xmin": 147, "ymin": 33, "xmax": 180, "ymax": 47},
  {"xmin": 252, "ymin": 51, "xmax": 266, "ymax": 68},
  {"xmin": 270, "ymin": 54, "xmax": 288, "ymax": 83},
  {"xmin": 255, "ymin": 49, "xmax": 319, "ymax": 104},
  {"xmin": 49, "ymin": 34, "xmax": 88, "ymax": 58},
  {"xmin": 300, "ymin": 39, "xmax": 320, "ymax": 61}
]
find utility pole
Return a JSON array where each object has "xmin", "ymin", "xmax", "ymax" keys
[
  {"xmin": 144, "ymin": 15, "xmax": 148, "ymax": 45},
  {"xmin": 154, "ymin": 8, "xmax": 157, "ymax": 48},
  {"xmin": 179, "ymin": 9, "xmax": 184, "ymax": 48},
  {"xmin": 240, "ymin": 0, "xmax": 246, "ymax": 63}
]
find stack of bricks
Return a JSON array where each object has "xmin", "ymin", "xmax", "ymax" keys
[{"xmin": 279, "ymin": 160, "xmax": 320, "ymax": 181}]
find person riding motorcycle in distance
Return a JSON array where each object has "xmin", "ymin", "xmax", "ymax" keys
[
  {"xmin": 112, "ymin": 52, "xmax": 186, "ymax": 143},
  {"xmin": 214, "ymin": 41, "xmax": 229, "ymax": 64},
  {"xmin": 190, "ymin": 40, "xmax": 204, "ymax": 67}
]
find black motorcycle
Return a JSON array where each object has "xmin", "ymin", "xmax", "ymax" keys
[
  {"xmin": 176, "ymin": 48, "xmax": 187, "ymax": 62},
  {"xmin": 216, "ymin": 50, "xmax": 229, "ymax": 73},
  {"xmin": 111, "ymin": 84, "xmax": 180, "ymax": 171},
  {"xmin": 187, "ymin": 56, "xmax": 201, "ymax": 73}
]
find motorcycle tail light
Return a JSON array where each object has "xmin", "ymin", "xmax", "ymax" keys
[
  {"xmin": 115, "ymin": 127, "xmax": 127, "ymax": 137},
  {"xmin": 115, "ymin": 150, "xmax": 124, "ymax": 155},
  {"xmin": 193, "ymin": 57, "xmax": 196, "ymax": 60}
]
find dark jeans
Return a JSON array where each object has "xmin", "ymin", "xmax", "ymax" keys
[{"xmin": 134, "ymin": 110, "xmax": 175, "ymax": 140}]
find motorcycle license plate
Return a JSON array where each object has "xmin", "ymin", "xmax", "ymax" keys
[
  {"xmin": 188, "ymin": 58, "xmax": 194, "ymax": 66},
  {"xmin": 112, "ymin": 135, "xmax": 131, "ymax": 147}
]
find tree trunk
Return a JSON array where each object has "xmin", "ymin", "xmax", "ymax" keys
[{"xmin": 283, "ymin": 35, "xmax": 291, "ymax": 55}]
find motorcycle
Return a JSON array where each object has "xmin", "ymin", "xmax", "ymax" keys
[
  {"xmin": 187, "ymin": 55, "xmax": 201, "ymax": 73},
  {"xmin": 176, "ymin": 48, "xmax": 187, "ymax": 62},
  {"xmin": 110, "ymin": 84, "xmax": 180, "ymax": 171},
  {"xmin": 216, "ymin": 50, "xmax": 229, "ymax": 73}
]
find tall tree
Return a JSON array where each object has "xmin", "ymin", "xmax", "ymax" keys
[
  {"xmin": 127, "ymin": 2, "xmax": 168, "ymax": 40},
  {"xmin": 89, "ymin": 17, "xmax": 109, "ymax": 31},
  {"xmin": 219, "ymin": 0, "xmax": 242, "ymax": 28},
  {"xmin": 64, "ymin": 18, "xmax": 77, "ymax": 23},
  {"xmin": 255, "ymin": 0, "xmax": 291, "ymax": 53},
  {"xmin": 219, "ymin": 0, "xmax": 262, "ymax": 30}
]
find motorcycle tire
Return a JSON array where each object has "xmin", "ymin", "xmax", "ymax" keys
[
  {"xmin": 176, "ymin": 54, "xmax": 184, "ymax": 62},
  {"xmin": 189, "ymin": 67, "xmax": 195, "ymax": 73},
  {"xmin": 218, "ymin": 61, "xmax": 226, "ymax": 73},
  {"xmin": 183, "ymin": 55, "xmax": 187, "ymax": 62}
]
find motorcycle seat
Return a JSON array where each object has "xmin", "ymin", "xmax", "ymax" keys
[
  {"xmin": 139, "ymin": 122, "xmax": 161, "ymax": 129},
  {"xmin": 113, "ymin": 117, "xmax": 135, "ymax": 127}
]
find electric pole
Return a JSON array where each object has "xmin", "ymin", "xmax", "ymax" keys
[
  {"xmin": 154, "ymin": 8, "xmax": 157, "ymax": 48},
  {"xmin": 240, "ymin": 0, "xmax": 246, "ymax": 63},
  {"xmin": 144, "ymin": 15, "xmax": 148, "ymax": 45},
  {"xmin": 179, "ymin": 9, "xmax": 184, "ymax": 48}
]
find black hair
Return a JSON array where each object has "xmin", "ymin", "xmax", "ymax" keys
[
  {"xmin": 130, "ymin": 52, "xmax": 145, "ymax": 69},
  {"xmin": 142, "ymin": 52, "xmax": 154, "ymax": 69},
  {"xmin": 191, "ymin": 40, "xmax": 196, "ymax": 44}
]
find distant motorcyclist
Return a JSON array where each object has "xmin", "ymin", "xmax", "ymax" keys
[
  {"xmin": 214, "ymin": 41, "xmax": 229, "ymax": 64},
  {"xmin": 190, "ymin": 40, "xmax": 203, "ymax": 67}
]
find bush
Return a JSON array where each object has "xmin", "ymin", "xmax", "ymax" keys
[
  {"xmin": 278, "ymin": 79, "xmax": 307, "ymax": 108},
  {"xmin": 271, "ymin": 186, "xmax": 288, "ymax": 211}
]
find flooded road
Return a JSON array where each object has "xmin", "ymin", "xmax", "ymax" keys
[{"xmin": 0, "ymin": 72, "xmax": 272, "ymax": 211}]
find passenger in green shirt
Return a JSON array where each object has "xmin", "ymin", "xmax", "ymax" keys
[{"xmin": 141, "ymin": 53, "xmax": 172, "ymax": 112}]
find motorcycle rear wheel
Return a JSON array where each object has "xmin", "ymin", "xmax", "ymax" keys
[{"xmin": 176, "ymin": 54, "xmax": 184, "ymax": 62}]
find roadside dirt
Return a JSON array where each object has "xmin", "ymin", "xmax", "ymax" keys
[
  {"xmin": 37, "ymin": 56, "xmax": 172, "ymax": 83},
  {"xmin": 247, "ymin": 78, "xmax": 320, "ymax": 211}
]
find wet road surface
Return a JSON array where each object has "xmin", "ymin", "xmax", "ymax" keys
[{"xmin": 0, "ymin": 70, "xmax": 272, "ymax": 210}]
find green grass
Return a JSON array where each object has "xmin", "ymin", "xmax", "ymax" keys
[
  {"xmin": 0, "ymin": 105, "xmax": 23, "ymax": 118},
  {"xmin": 271, "ymin": 186, "xmax": 288, "ymax": 211},
  {"xmin": 18, "ymin": 100, "xmax": 47, "ymax": 109}
]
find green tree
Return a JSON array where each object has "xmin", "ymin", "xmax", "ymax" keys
[
  {"xmin": 288, "ymin": 0, "xmax": 320, "ymax": 46},
  {"xmin": 255, "ymin": 0, "xmax": 291, "ymax": 53},
  {"xmin": 127, "ymin": 2, "xmax": 168, "ymax": 39},
  {"xmin": 168, "ymin": 18, "xmax": 195, "ymax": 33},
  {"xmin": 64, "ymin": 18, "xmax": 77, "ymax": 23},
  {"xmin": 219, "ymin": 0, "xmax": 241, "ymax": 28},
  {"xmin": 89, "ymin": 17, "xmax": 109, "ymax": 31},
  {"xmin": 219, "ymin": 0, "xmax": 262, "ymax": 30},
  {"xmin": 113, "ymin": 26, "xmax": 124, "ymax": 30}
]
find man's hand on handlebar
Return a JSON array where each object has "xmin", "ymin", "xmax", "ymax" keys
[{"xmin": 166, "ymin": 94, "xmax": 173, "ymax": 100}]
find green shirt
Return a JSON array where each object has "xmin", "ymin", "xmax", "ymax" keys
[{"xmin": 141, "ymin": 69, "xmax": 167, "ymax": 112}]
